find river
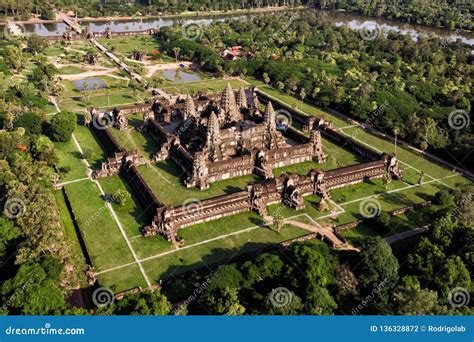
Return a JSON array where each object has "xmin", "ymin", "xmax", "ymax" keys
[{"xmin": 2, "ymin": 10, "xmax": 473, "ymax": 48}]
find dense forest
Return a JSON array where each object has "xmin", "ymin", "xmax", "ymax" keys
[{"xmin": 159, "ymin": 11, "xmax": 473, "ymax": 171}]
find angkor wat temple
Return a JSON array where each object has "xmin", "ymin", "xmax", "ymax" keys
[
  {"xmin": 87, "ymin": 84, "xmax": 403, "ymax": 244},
  {"xmin": 147, "ymin": 83, "xmax": 327, "ymax": 190}
]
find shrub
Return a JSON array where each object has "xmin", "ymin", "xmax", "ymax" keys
[
  {"xmin": 81, "ymin": 148, "xmax": 92, "ymax": 160},
  {"xmin": 434, "ymin": 190, "xmax": 454, "ymax": 206},
  {"xmin": 112, "ymin": 189, "xmax": 131, "ymax": 206}
]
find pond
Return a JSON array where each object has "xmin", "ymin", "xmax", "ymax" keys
[
  {"xmin": 324, "ymin": 10, "xmax": 474, "ymax": 48},
  {"xmin": 161, "ymin": 68, "xmax": 201, "ymax": 83},
  {"xmin": 74, "ymin": 78, "xmax": 107, "ymax": 91},
  {"xmin": 2, "ymin": 15, "xmax": 244, "ymax": 37}
]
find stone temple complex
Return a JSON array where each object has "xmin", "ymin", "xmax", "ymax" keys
[
  {"xmin": 88, "ymin": 84, "xmax": 403, "ymax": 244},
  {"xmin": 147, "ymin": 83, "xmax": 327, "ymax": 190}
]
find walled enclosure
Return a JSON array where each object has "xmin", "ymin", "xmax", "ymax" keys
[{"xmin": 87, "ymin": 84, "xmax": 403, "ymax": 244}]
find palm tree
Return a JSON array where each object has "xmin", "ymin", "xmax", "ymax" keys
[
  {"xmin": 393, "ymin": 127, "xmax": 400, "ymax": 154},
  {"xmin": 172, "ymin": 47, "xmax": 181, "ymax": 63},
  {"xmin": 299, "ymin": 88, "xmax": 306, "ymax": 110}
]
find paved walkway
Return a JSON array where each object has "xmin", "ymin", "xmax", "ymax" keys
[
  {"xmin": 385, "ymin": 225, "xmax": 430, "ymax": 245},
  {"xmin": 285, "ymin": 219, "xmax": 360, "ymax": 251}
]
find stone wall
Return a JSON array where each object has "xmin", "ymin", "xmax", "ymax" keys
[
  {"xmin": 121, "ymin": 163, "xmax": 162, "ymax": 217},
  {"xmin": 320, "ymin": 126, "xmax": 381, "ymax": 161},
  {"xmin": 90, "ymin": 124, "xmax": 122, "ymax": 156},
  {"xmin": 147, "ymin": 156, "xmax": 400, "ymax": 240}
]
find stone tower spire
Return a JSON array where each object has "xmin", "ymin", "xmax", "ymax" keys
[
  {"xmin": 263, "ymin": 101, "xmax": 276, "ymax": 131},
  {"xmin": 310, "ymin": 129, "xmax": 327, "ymax": 163},
  {"xmin": 207, "ymin": 111, "xmax": 222, "ymax": 161},
  {"xmin": 220, "ymin": 83, "xmax": 239, "ymax": 124},
  {"xmin": 183, "ymin": 94, "xmax": 196, "ymax": 119},
  {"xmin": 263, "ymin": 101, "xmax": 279, "ymax": 150},
  {"xmin": 236, "ymin": 87, "xmax": 248, "ymax": 109}
]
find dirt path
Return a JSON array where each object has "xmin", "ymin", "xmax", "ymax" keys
[
  {"xmin": 60, "ymin": 68, "xmax": 128, "ymax": 81},
  {"xmin": 144, "ymin": 61, "xmax": 192, "ymax": 78}
]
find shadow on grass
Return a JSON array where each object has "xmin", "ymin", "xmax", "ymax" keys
[{"xmin": 159, "ymin": 242, "xmax": 275, "ymax": 301}]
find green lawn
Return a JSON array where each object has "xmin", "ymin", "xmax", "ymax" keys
[
  {"xmin": 138, "ymin": 160, "xmax": 262, "ymax": 207},
  {"xmin": 64, "ymin": 181, "xmax": 135, "ymax": 272},
  {"xmin": 162, "ymin": 79, "xmax": 246, "ymax": 94},
  {"xmin": 53, "ymin": 139, "xmax": 88, "ymax": 182},
  {"xmin": 108, "ymin": 115, "xmax": 159, "ymax": 159},
  {"xmin": 59, "ymin": 74, "xmax": 147, "ymax": 112},
  {"xmin": 97, "ymin": 175, "xmax": 148, "ymax": 239},
  {"xmin": 96, "ymin": 36, "xmax": 161, "ymax": 56},
  {"xmin": 58, "ymin": 66, "xmax": 87, "ymax": 74},
  {"xmin": 73, "ymin": 123, "xmax": 107, "ymax": 168},
  {"xmin": 96, "ymin": 263, "xmax": 148, "ymax": 293},
  {"xmin": 140, "ymin": 223, "xmax": 308, "ymax": 282}
]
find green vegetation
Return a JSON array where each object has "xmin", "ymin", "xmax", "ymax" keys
[
  {"xmin": 51, "ymin": 111, "xmax": 76, "ymax": 142},
  {"xmin": 138, "ymin": 161, "xmax": 261, "ymax": 207},
  {"xmin": 159, "ymin": 11, "xmax": 473, "ymax": 171}
]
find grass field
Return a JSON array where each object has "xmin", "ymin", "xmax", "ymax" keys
[
  {"xmin": 138, "ymin": 161, "xmax": 261, "ymax": 207},
  {"xmin": 53, "ymin": 76, "xmax": 472, "ymax": 293}
]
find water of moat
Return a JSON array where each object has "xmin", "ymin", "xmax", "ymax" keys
[{"xmin": 4, "ymin": 10, "xmax": 473, "ymax": 47}]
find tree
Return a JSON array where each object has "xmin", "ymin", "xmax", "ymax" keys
[
  {"xmin": 112, "ymin": 189, "xmax": 131, "ymax": 206},
  {"xmin": 172, "ymin": 47, "xmax": 181, "ymax": 62},
  {"xmin": 272, "ymin": 214, "xmax": 284, "ymax": 234},
  {"xmin": 199, "ymin": 287, "xmax": 245, "ymax": 315},
  {"xmin": 1, "ymin": 261, "xmax": 65, "ymax": 315},
  {"xmin": 51, "ymin": 111, "xmax": 76, "ymax": 142},
  {"xmin": 27, "ymin": 35, "xmax": 48, "ymax": 55},
  {"xmin": 358, "ymin": 237, "xmax": 399, "ymax": 292},
  {"xmin": 287, "ymin": 243, "xmax": 334, "ymax": 288},
  {"xmin": 4, "ymin": 45, "xmax": 23, "ymax": 72},
  {"xmin": 0, "ymin": 218, "xmax": 20, "ymax": 262},
  {"xmin": 81, "ymin": 148, "xmax": 93, "ymax": 160},
  {"xmin": 376, "ymin": 211, "xmax": 391, "ymax": 228},
  {"xmin": 391, "ymin": 276, "xmax": 441, "ymax": 315},
  {"xmin": 14, "ymin": 112, "xmax": 42, "ymax": 135},
  {"xmin": 433, "ymin": 256, "xmax": 471, "ymax": 303},
  {"xmin": 265, "ymin": 289, "xmax": 303, "ymax": 315},
  {"xmin": 112, "ymin": 291, "xmax": 171, "ymax": 315},
  {"xmin": 241, "ymin": 253, "xmax": 284, "ymax": 287},
  {"xmin": 434, "ymin": 190, "xmax": 454, "ymax": 207},
  {"xmin": 305, "ymin": 285, "xmax": 337, "ymax": 315},
  {"xmin": 262, "ymin": 72, "xmax": 270, "ymax": 85},
  {"xmin": 407, "ymin": 238, "xmax": 445, "ymax": 285}
]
